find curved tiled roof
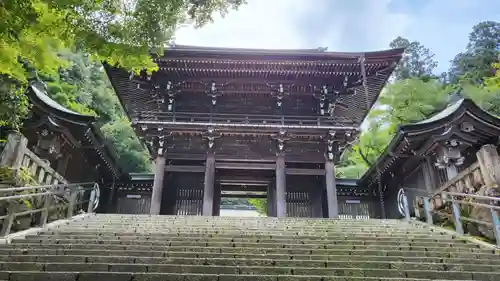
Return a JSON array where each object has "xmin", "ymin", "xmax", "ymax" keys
[
  {"xmin": 359, "ymin": 98, "xmax": 500, "ymax": 188},
  {"xmin": 29, "ymin": 83, "xmax": 96, "ymax": 125},
  {"xmin": 25, "ymin": 82, "xmax": 125, "ymax": 180},
  {"xmin": 165, "ymin": 44, "xmax": 406, "ymax": 58}
]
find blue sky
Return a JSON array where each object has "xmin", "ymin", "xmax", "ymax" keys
[{"xmin": 175, "ymin": 0, "xmax": 500, "ymax": 74}]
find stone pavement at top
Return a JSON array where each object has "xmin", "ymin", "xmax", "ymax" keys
[{"xmin": 0, "ymin": 214, "xmax": 499, "ymax": 280}]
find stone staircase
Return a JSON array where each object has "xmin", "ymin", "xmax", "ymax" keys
[{"xmin": 0, "ymin": 214, "xmax": 499, "ymax": 280}]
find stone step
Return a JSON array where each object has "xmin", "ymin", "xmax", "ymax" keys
[
  {"xmin": 5, "ymin": 260, "xmax": 500, "ymax": 272},
  {"xmin": 41, "ymin": 230, "xmax": 447, "ymax": 238},
  {"xmin": 4, "ymin": 242, "xmax": 488, "ymax": 254},
  {"xmin": 16, "ymin": 237, "xmax": 472, "ymax": 248},
  {"xmin": 0, "ymin": 263, "xmax": 497, "ymax": 279},
  {"xmin": 23, "ymin": 234, "xmax": 463, "ymax": 244},
  {"xmin": 72, "ymin": 222, "xmax": 412, "ymax": 228},
  {"xmin": 5, "ymin": 214, "xmax": 497, "ymax": 280},
  {"xmin": 59, "ymin": 225, "xmax": 428, "ymax": 232},
  {"xmin": 1, "ymin": 248, "xmax": 497, "ymax": 260},
  {"xmin": 54, "ymin": 224, "xmax": 430, "ymax": 231},
  {"xmin": 3, "ymin": 254, "xmax": 500, "ymax": 266},
  {"xmin": 79, "ymin": 219, "xmax": 403, "ymax": 225},
  {"xmin": 0, "ymin": 255, "xmax": 500, "ymax": 272},
  {"xmin": 75, "ymin": 221, "xmax": 407, "ymax": 227},
  {"xmin": 53, "ymin": 226, "xmax": 429, "ymax": 235},
  {"xmin": 68, "ymin": 219, "xmax": 419, "ymax": 225},
  {"xmin": 73, "ymin": 222, "xmax": 410, "ymax": 231},
  {"xmin": 13, "ymin": 238, "xmax": 479, "ymax": 249},
  {"xmin": 72, "ymin": 217, "xmax": 407, "ymax": 222},
  {"xmin": 0, "ymin": 271, "xmax": 493, "ymax": 281},
  {"xmin": 76, "ymin": 222, "xmax": 408, "ymax": 228}
]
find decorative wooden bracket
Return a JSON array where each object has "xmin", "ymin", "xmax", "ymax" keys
[
  {"xmin": 267, "ymin": 83, "xmax": 291, "ymax": 109},
  {"xmin": 140, "ymin": 129, "xmax": 171, "ymax": 158},
  {"xmin": 202, "ymin": 126, "xmax": 221, "ymax": 153},
  {"xmin": 312, "ymin": 83, "xmax": 354, "ymax": 116},
  {"xmin": 271, "ymin": 128, "xmax": 292, "ymax": 156}
]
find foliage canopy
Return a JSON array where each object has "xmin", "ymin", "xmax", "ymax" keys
[
  {"xmin": 337, "ymin": 21, "xmax": 500, "ymax": 179},
  {"xmin": 0, "ymin": 0, "xmax": 246, "ymax": 172},
  {"xmin": 0, "ymin": 0, "xmax": 245, "ymax": 128}
]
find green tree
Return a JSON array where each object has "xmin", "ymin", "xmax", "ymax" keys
[
  {"xmin": 0, "ymin": 0, "xmax": 246, "ymax": 128},
  {"xmin": 485, "ymin": 52, "xmax": 500, "ymax": 90},
  {"xmin": 337, "ymin": 78, "xmax": 450, "ymax": 178},
  {"xmin": 376, "ymin": 78, "xmax": 449, "ymax": 126},
  {"xmin": 461, "ymin": 83, "xmax": 500, "ymax": 116},
  {"xmin": 248, "ymin": 198, "xmax": 267, "ymax": 215},
  {"xmin": 389, "ymin": 36, "xmax": 438, "ymax": 81},
  {"xmin": 449, "ymin": 21, "xmax": 500, "ymax": 84},
  {"xmin": 338, "ymin": 26, "xmax": 500, "ymax": 180},
  {"xmin": 487, "ymin": 64, "xmax": 500, "ymax": 89},
  {"xmin": 101, "ymin": 118, "xmax": 151, "ymax": 173}
]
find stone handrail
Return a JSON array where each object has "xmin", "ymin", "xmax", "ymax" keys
[{"xmin": 0, "ymin": 132, "xmax": 67, "ymax": 186}]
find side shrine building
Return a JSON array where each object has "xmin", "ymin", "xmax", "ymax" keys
[
  {"xmin": 104, "ymin": 45, "xmax": 405, "ymax": 218},
  {"xmin": 360, "ymin": 98, "xmax": 500, "ymax": 219},
  {"xmin": 0, "ymin": 83, "xmax": 126, "ymax": 213}
]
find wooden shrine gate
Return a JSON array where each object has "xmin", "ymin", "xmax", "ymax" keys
[
  {"xmin": 286, "ymin": 190, "xmax": 311, "ymax": 217},
  {"xmin": 175, "ymin": 187, "xmax": 203, "ymax": 216}
]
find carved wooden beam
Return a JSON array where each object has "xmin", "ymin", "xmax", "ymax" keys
[{"xmin": 215, "ymin": 162, "xmax": 276, "ymax": 170}]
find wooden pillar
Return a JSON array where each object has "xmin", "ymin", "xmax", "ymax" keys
[
  {"xmin": 376, "ymin": 166, "xmax": 386, "ymax": 219},
  {"xmin": 0, "ymin": 133, "xmax": 28, "ymax": 179},
  {"xmin": 310, "ymin": 187, "xmax": 323, "ymax": 218},
  {"xmin": 445, "ymin": 164, "xmax": 458, "ymax": 181},
  {"xmin": 161, "ymin": 174, "xmax": 178, "ymax": 215},
  {"xmin": 422, "ymin": 156, "xmax": 437, "ymax": 193},
  {"xmin": 212, "ymin": 183, "xmax": 221, "ymax": 216},
  {"xmin": 107, "ymin": 180, "xmax": 116, "ymax": 213},
  {"xmin": 275, "ymin": 155, "xmax": 286, "ymax": 218},
  {"xmin": 56, "ymin": 153, "xmax": 70, "ymax": 177},
  {"xmin": 202, "ymin": 153, "xmax": 215, "ymax": 216},
  {"xmin": 477, "ymin": 145, "xmax": 500, "ymax": 187},
  {"xmin": 325, "ymin": 160, "xmax": 338, "ymax": 218},
  {"xmin": 267, "ymin": 182, "xmax": 276, "ymax": 217},
  {"xmin": 150, "ymin": 156, "xmax": 166, "ymax": 215}
]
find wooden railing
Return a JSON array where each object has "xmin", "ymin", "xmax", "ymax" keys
[
  {"xmin": 426, "ymin": 162, "xmax": 483, "ymax": 212},
  {"xmin": 0, "ymin": 132, "xmax": 67, "ymax": 186},
  {"xmin": 411, "ymin": 144, "xmax": 500, "ymax": 246},
  {"xmin": 0, "ymin": 182, "xmax": 98, "ymax": 237},
  {"xmin": 134, "ymin": 111, "xmax": 356, "ymax": 127}
]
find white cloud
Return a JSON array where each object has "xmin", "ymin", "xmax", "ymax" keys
[
  {"xmin": 312, "ymin": 0, "xmax": 411, "ymax": 51},
  {"xmin": 174, "ymin": 0, "xmax": 411, "ymax": 52},
  {"xmin": 174, "ymin": 0, "xmax": 315, "ymax": 49},
  {"xmin": 173, "ymin": 0, "xmax": 496, "ymax": 74}
]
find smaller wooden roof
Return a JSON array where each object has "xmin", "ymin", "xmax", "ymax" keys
[
  {"xmin": 30, "ymin": 85, "xmax": 95, "ymax": 125},
  {"xmin": 360, "ymin": 98, "xmax": 500, "ymax": 188},
  {"xmin": 25, "ymin": 83, "xmax": 125, "ymax": 181}
]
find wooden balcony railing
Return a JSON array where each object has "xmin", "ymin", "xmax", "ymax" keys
[{"xmin": 134, "ymin": 111, "xmax": 356, "ymax": 128}]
